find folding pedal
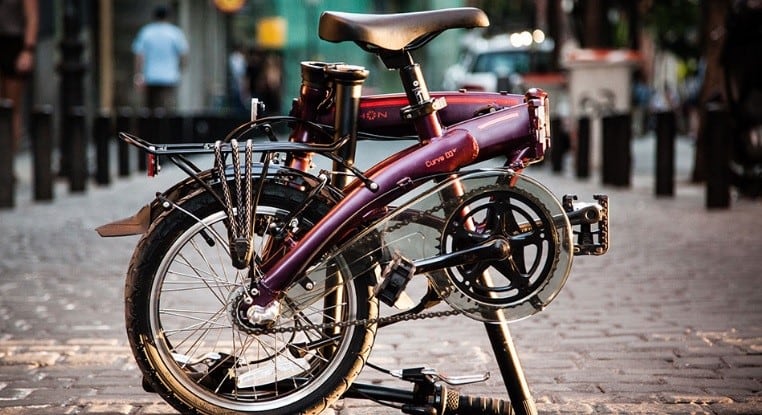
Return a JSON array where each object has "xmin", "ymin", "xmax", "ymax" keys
[{"xmin": 563, "ymin": 194, "xmax": 609, "ymax": 256}]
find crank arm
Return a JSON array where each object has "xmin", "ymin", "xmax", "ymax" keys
[{"xmin": 413, "ymin": 238, "xmax": 510, "ymax": 275}]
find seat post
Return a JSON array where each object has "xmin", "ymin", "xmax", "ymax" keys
[{"xmin": 381, "ymin": 51, "xmax": 445, "ymax": 141}]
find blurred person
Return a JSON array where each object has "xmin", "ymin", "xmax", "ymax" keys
[
  {"xmin": 228, "ymin": 43, "xmax": 248, "ymax": 114},
  {"xmin": 0, "ymin": 0, "xmax": 38, "ymax": 154},
  {"xmin": 132, "ymin": 5, "xmax": 188, "ymax": 110},
  {"xmin": 247, "ymin": 47, "xmax": 282, "ymax": 116}
]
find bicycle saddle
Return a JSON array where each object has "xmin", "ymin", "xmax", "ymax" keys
[{"xmin": 319, "ymin": 8, "xmax": 489, "ymax": 52}]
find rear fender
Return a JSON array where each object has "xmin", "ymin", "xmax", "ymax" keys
[{"xmin": 95, "ymin": 164, "xmax": 341, "ymax": 237}]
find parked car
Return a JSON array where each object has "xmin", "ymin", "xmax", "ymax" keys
[
  {"xmin": 442, "ymin": 31, "xmax": 569, "ymax": 120},
  {"xmin": 443, "ymin": 31, "xmax": 571, "ymax": 166}
]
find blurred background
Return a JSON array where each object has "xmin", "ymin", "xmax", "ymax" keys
[{"xmin": 8, "ymin": 0, "xmax": 762, "ymax": 199}]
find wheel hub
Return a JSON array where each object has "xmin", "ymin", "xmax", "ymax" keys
[{"xmin": 228, "ymin": 286, "xmax": 280, "ymax": 334}]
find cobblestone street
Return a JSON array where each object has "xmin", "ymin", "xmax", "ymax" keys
[{"xmin": 1, "ymin": 136, "xmax": 760, "ymax": 414}]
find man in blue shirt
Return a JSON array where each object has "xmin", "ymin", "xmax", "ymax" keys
[{"xmin": 132, "ymin": 5, "xmax": 188, "ymax": 110}]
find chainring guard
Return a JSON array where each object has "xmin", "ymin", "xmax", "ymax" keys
[{"xmin": 305, "ymin": 169, "xmax": 573, "ymax": 323}]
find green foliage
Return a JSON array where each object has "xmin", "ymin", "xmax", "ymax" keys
[{"xmin": 644, "ymin": 0, "xmax": 701, "ymax": 59}]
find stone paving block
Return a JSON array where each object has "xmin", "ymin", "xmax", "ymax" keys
[
  {"xmin": 536, "ymin": 402, "xmax": 596, "ymax": 414},
  {"xmin": 708, "ymin": 402, "xmax": 762, "ymax": 415},
  {"xmin": 718, "ymin": 366, "xmax": 762, "ymax": 379},
  {"xmin": 135, "ymin": 402, "xmax": 177, "ymax": 414},
  {"xmin": 661, "ymin": 375, "xmax": 761, "ymax": 390},
  {"xmin": 0, "ymin": 405, "xmax": 80, "ymax": 414},
  {"xmin": 723, "ymin": 354, "xmax": 762, "ymax": 367},
  {"xmin": 659, "ymin": 392, "xmax": 734, "ymax": 405},
  {"xmin": 0, "ymin": 351, "xmax": 60, "ymax": 367},
  {"xmin": 83, "ymin": 403, "xmax": 135, "ymax": 414},
  {"xmin": 596, "ymin": 402, "xmax": 713, "ymax": 414}
]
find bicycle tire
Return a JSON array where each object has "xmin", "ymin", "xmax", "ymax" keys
[{"xmin": 125, "ymin": 181, "xmax": 377, "ymax": 414}]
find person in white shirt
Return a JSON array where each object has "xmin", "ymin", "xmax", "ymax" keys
[{"xmin": 132, "ymin": 5, "xmax": 188, "ymax": 110}]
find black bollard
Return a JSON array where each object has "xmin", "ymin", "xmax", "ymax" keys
[
  {"xmin": 30, "ymin": 105, "xmax": 54, "ymax": 201},
  {"xmin": 655, "ymin": 111, "xmax": 676, "ymax": 196},
  {"xmin": 154, "ymin": 107, "xmax": 169, "ymax": 143},
  {"xmin": 0, "ymin": 99, "xmax": 14, "ymax": 208},
  {"xmin": 94, "ymin": 110, "xmax": 112, "ymax": 185},
  {"xmin": 550, "ymin": 118, "xmax": 565, "ymax": 173},
  {"xmin": 168, "ymin": 112, "xmax": 185, "ymax": 142},
  {"xmin": 705, "ymin": 105, "xmax": 731, "ymax": 208},
  {"xmin": 601, "ymin": 113, "xmax": 632, "ymax": 187},
  {"xmin": 137, "ymin": 108, "xmax": 152, "ymax": 172},
  {"xmin": 576, "ymin": 116, "xmax": 591, "ymax": 179},
  {"xmin": 116, "ymin": 107, "xmax": 133, "ymax": 177},
  {"xmin": 68, "ymin": 106, "xmax": 87, "ymax": 193}
]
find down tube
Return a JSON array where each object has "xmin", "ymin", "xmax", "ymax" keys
[{"xmin": 255, "ymin": 130, "xmax": 480, "ymax": 305}]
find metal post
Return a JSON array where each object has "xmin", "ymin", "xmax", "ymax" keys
[
  {"xmin": 137, "ymin": 108, "xmax": 152, "ymax": 172},
  {"xmin": 31, "ymin": 105, "xmax": 54, "ymax": 201},
  {"xmin": 94, "ymin": 110, "xmax": 112, "ymax": 185},
  {"xmin": 601, "ymin": 113, "xmax": 632, "ymax": 187},
  {"xmin": 168, "ymin": 112, "xmax": 185, "ymax": 143},
  {"xmin": 705, "ymin": 105, "xmax": 731, "ymax": 208},
  {"xmin": 58, "ymin": 0, "xmax": 86, "ymax": 178},
  {"xmin": 116, "ymin": 107, "xmax": 133, "ymax": 177},
  {"xmin": 550, "ymin": 118, "xmax": 564, "ymax": 173},
  {"xmin": 655, "ymin": 111, "xmax": 676, "ymax": 196},
  {"xmin": 0, "ymin": 99, "xmax": 14, "ymax": 208},
  {"xmin": 68, "ymin": 106, "xmax": 87, "ymax": 193},
  {"xmin": 576, "ymin": 116, "xmax": 591, "ymax": 179}
]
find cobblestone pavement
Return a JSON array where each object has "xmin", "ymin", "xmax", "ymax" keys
[{"xmin": 0, "ymin": 135, "xmax": 760, "ymax": 414}]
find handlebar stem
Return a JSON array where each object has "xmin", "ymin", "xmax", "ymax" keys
[{"xmin": 326, "ymin": 64, "xmax": 369, "ymax": 188}]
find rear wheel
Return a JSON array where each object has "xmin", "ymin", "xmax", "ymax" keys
[{"xmin": 125, "ymin": 182, "xmax": 377, "ymax": 414}]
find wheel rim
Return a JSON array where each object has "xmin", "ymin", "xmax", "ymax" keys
[{"xmin": 148, "ymin": 208, "xmax": 360, "ymax": 411}]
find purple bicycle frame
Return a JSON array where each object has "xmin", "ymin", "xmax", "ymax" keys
[
  {"xmin": 255, "ymin": 90, "xmax": 549, "ymax": 305},
  {"xmin": 328, "ymin": 91, "xmax": 525, "ymax": 137}
]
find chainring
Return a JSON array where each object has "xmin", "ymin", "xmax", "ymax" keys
[{"xmin": 428, "ymin": 173, "xmax": 573, "ymax": 322}]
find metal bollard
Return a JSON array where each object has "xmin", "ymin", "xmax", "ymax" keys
[
  {"xmin": 550, "ymin": 118, "xmax": 565, "ymax": 173},
  {"xmin": 68, "ymin": 106, "xmax": 87, "ymax": 193},
  {"xmin": 30, "ymin": 105, "xmax": 54, "ymax": 201},
  {"xmin": 601, "ymin": 113, "xmax": 632, "ymax": 187},
  {"xmin": 576, "ymin": 116, "xmax": 591, "ymax": 179},
  {"xmin": 137, "ymin": 108, "xmax": 152, "ymax": 172},
  {"xmin": 116, "ymin": 107, "xmax": 133, "ymax": 177},
  {"xmin": 94, "ymin": 110, "xmax": 112, "ymax": 185},
  {"xmin": 655, "ymin": 111, "xmax": 676, "ymax": 196},
  {"xmin": 0, "ymin": 99, "xmax": 14, "ymax": 208},
  {"xmin": 705, "ymin": 105, "xmax": 731, "ymax": 208},
  {"xmin": 168, "ymin": 112, "xmax": 185, "ymax": 142}
]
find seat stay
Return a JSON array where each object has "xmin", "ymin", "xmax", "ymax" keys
[{"xmin": 319, "ymin": 8, "xmax": 488, "ymax": 52}]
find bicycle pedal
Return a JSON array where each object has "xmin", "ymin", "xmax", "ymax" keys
[
  {"xmin": 563, "ymin": 194, "xmax": 609, "ymax": 256},
  {"xmin": 375, "ymin": 254, "xmax": 415, "ymax": 307},
  {"xmin": 391, "ymin": 367, "xmax": 490, "ymax": 386}
]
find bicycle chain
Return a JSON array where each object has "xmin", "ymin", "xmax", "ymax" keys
[
  {"xmin": 249, "ymin": 308, "xmax": 466, "ymax": 336},
  {"xmin": 249, "ymin": 179, "xmax": 507, "ymax": 336}
]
